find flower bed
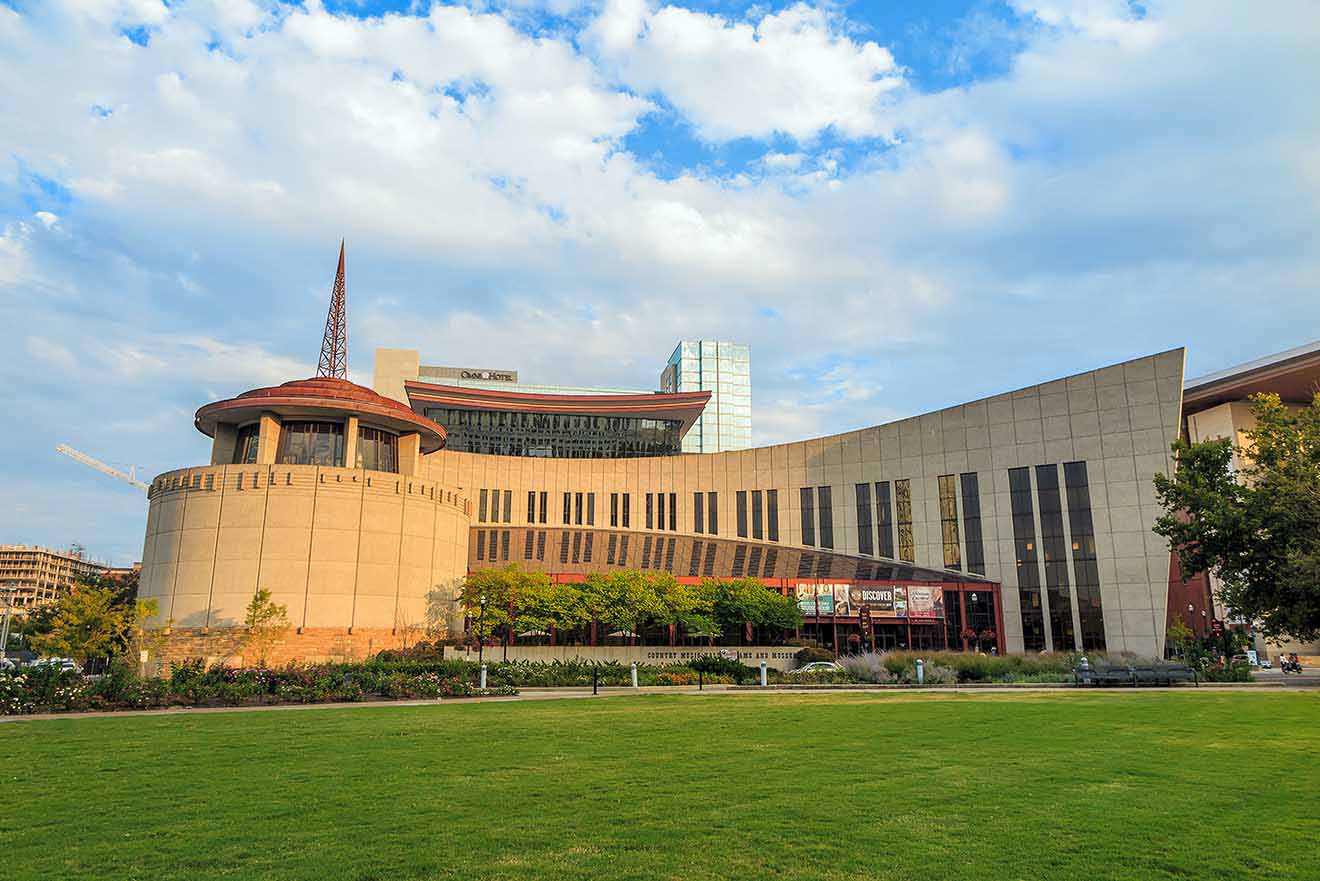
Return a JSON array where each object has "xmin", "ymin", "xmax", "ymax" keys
[
  {"xmin": 0, "ymin": 661, "xmax": 517, "ymax": 716},
  {"xmin": 2, "ymin": 648, "xmax": 1206, "ymax": 715}
]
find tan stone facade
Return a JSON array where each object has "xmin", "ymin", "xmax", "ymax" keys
[
  {"xmin": 139, "ymin": 348, "xmax": 1186, "ymax": 661},
  {"xmin": 410, "ymin": 349, "xmax": 1186, "ymax": 657},
  {"xmin": 139, "ymin": 464, "xmax": 471, "ymax": 658}
]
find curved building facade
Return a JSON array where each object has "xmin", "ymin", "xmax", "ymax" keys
[
  {"xmin": 403, "ymin": 348, "xmax": 1186, "ymax": 658},
  {"xmin": 139, "ymin": 374, "xmax": 473, "ymax": 663},
  {"xmin": 138, "ymin": 251, "xmax": 1192, "ymax": 663}
]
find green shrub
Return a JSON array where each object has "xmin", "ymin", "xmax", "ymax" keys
[
  {"xmin": 1203, "ymin": 661, "xmax": 1252, "ymax": 683},
  {"xmin": 795, "ymin": 646, "xmax": 837, "ymax": 664},
  {"xmin": 687, "ymin": 654, "xmax": 757, "ymax": 683},
  {"xmin": 777, "ymin": 668, "xmax": 854, "ymax": 684},
  {"xmin": 923, "ymin": 664, "xmax": 956, "ymax": 685}
]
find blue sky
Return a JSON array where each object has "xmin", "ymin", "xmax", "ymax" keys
[{"xmin": 1, "ymin": 0, "xmax": 1318, "ymax": 564}]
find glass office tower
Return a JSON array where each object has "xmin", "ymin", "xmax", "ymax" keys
[{"xmin": 660, "ymin": 340, "xmax": 751, "ymax": 453}]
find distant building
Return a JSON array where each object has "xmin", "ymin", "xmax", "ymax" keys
[
  {"xmin": 0, "ymin": 546, "xmax": 109, "ymax": 612},
  {"xmin": 1175, "ymin": 340, "xmax": 1320, "ymax": 661},
  {"xmin": 660, "ymin": 340, "xmax": 751, "ymax": 453}
]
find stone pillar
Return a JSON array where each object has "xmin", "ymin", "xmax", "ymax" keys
[
  {"xmin": 257, "ymin": 412, "xmax": 282, "ymax": 464},
  {"xmin": 397, "ymin": 431, "xmax": 422, "ymax": 476},
  {"xmin": 344, "ymin": 415, "xmax": 360, "ymax": 468},
  {"xmin": 373, "ymin": 348, "xmax": 420, "ymax": 404},
  {"xmin": 211, "ymin": 423, "xmax": 238, "ymax": 465}
]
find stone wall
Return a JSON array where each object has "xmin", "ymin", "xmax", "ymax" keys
[
  {"xmin": 151, "ymin": 626, "xmax": 427, "ymax": 668},
  {"xmin": 139, "ymin": 463, "xmax": 472, "ymax": 643},
  {"xmin": 454, "ymin": 644, "xmax": 802, "ymax": 671}
]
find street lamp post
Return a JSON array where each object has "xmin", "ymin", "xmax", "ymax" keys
[
  {"xmin": 477, "ymin": 593, "xmax": 487, "ymax": 670},
  {"xmin": 0, "ymin": 589, "xmax": 14, "ymax": 658}
]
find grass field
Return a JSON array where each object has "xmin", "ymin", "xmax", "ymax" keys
[{"xmin": 4, "ymin": 691, "xmax": 1319, "ymax": 881}]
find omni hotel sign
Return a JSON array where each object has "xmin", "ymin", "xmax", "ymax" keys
[
  {"xmin": 419, "ymin": 364, "xmax": 521, "ymax": 384},
  {"xmin": 459, "ymin": 369, "xmax": 516, "ymax": 382}
]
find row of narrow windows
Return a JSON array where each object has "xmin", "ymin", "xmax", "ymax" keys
[
  {"xmin": 481, "ymin": 489, "xmax": 779, "ymax": 541},
  {"xmin": 477, "ymin": 489, "xmax": 512, "ymax": 524},
  {"xmin": 472, "ymin": 527, "xmax": 950, "ymax": 585}
]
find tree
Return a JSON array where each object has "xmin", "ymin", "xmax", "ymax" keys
[
  {"xmin": 511, "ymin": 571, "xmax": 579, "ymax": 636},
  {"xmin": 458, "ymin": 567, "xmax": 514, "ymax": 642},
  {"xmin": 663, "ymin": 579, "xmax": 720, "ymax": 639},
  {"xmin": 1165, "ymin": 619, "xmax": 1194, "ymax": 659},
  {"xmin": 706, "ymin": 578, "xmax": 802, "ymax": 643},
  {"xmin": 29, "ymin": 582, "xmax": 132, "ymax": 664},
  {"xmin": 243, "ymin": 588, "xmax": 290, "ymax": 667},
  {"xmin": 1154, "ymin": 392, "xmax": 1320, "ymax": 641},
  {"xmin": 130, "ymin": 598, "xmax": 170, "ymax": 674},
  {"xmin": 581, "ymin": 571, "xmax": 665, "ymax": 641}
]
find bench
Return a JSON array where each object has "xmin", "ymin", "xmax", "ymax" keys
[
  {"xmin": 1075, "ymin": 663, "xmax": 1198, "ymax": 687},
  {"xmin": 1131, "ymin": 664, "xmax": 1198, "ymax": 686}
]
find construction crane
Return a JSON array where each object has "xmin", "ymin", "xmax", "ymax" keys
[{"xmin": 55, "ymin": 444, "xmax": 149, "ymax": 493}]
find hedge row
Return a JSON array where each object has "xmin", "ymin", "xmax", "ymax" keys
[{"xmin": 0, "ymin": 660, "xmax": 516, "ymax": 715}]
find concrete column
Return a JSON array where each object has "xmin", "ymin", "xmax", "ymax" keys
[
  {"xmin": 257, "ymin": 412, "xmax": 282, "ymax": 464},
  {"xmin": 344, "ymin": 415, "xmax": 360, "ymax": 469},
  {"xmin": 397, "ymin": 431, "xmax": 422, "ymax": 476},
  {"xmin": 211, "ymin": 423, "xmax": 238, "ymax": 465},
  {"xmin": 374, "ymin": 348, "xmax": 420, "ymax": 404}
]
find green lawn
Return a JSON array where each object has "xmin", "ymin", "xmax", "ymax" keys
[{"xmin": 4, "ymin": 692, "xmax": 1318, "ymax": 881}]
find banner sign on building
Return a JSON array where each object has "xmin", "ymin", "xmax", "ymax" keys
[
  {"xmin": 797, "ymin": 588, "xmax": 832, "ymax": 616},
  {"xmin": 851, "ymin": 586, "xmax": 896, "ymax": 614},
  {"xmin": 849, "ymin": 585, "xmax": 912, "ymax": 618},
  {"xmin": 795, "ymin": 584, "xmax": 945, "ymax": 619},
  {"xmin": 907, "ymin": 586, "xmax": 945, "ymax": 620},
  {"xmin": 795, "ymin": 584, "xmax": 856, "ymax": 617}
]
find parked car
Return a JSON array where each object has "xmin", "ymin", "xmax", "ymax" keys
[
  {"xmin": 789, "ymin": 661, "xmax": 843, "ymax": 675},
  {"xmin": 29, "ymin": 657, "xmax": 79, "ymax": 672}
]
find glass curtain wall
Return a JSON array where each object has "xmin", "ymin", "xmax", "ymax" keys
[
  {"xmin": 895, "ymin": 480, "xmax": 914, "ymax": 562},
  {"xmin": 938, "ymin": 475, "xmax": 961, "ymax": 570},
  {"xmin": 1036, "ymin": 464, "xmax": 1077, "ymax": 652},
  {"xmin": 1064, "ymin": 461, "xmax": 1106, "ymax": 651},
  {"xmin": 424, "ymin": 408, "xmax": 683, "ymax": 458},
  {"xmin": 1009, "ymin": 467, "xmax": 1047, "ymax": 651}
]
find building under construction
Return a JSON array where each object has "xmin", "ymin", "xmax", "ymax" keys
[{"xmin": 0, "ymin": 546, "xmax": 119, "ymax": 612}]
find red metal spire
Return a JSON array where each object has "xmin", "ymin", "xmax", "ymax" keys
[{"xmin": 317, "ymin": 240, "xmax": 348, "ymax": 379}]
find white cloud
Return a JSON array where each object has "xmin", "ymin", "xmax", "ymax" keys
[
  {"xmin": 0, "ymin": 222, "xmax": 36, "ymax": 287},
  {"xmin": 0, "ymin": 0, "xmax": 1319, "ymax": 562},
  {"xmin": 590, "ymin": 1, "xmax": 903, "ymax": 142},
  {"xmin": 1011, "ymin": 0, "xmax": 1163, "ymax": 49},
  {"xmin": 24, "ymin": 335, "xmax": 78, "ymax": 374}
]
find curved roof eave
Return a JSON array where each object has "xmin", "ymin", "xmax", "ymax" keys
[{"xmin": 195, "ymin": 377, "xmax": 448, "ymax": 453}]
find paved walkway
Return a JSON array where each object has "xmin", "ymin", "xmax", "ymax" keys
[{"xmin": 3, "ymin": 680, "xmax": 1312, "ymax": 723}]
